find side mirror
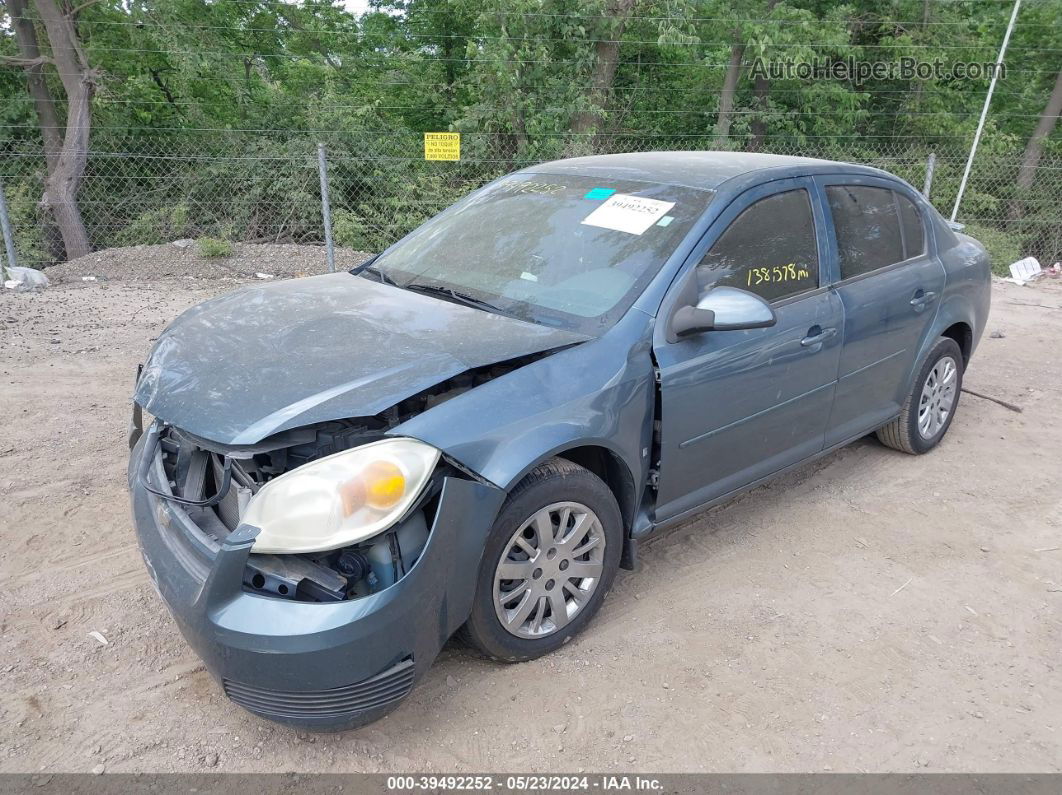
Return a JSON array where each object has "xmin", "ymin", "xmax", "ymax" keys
[{"xmin": 670, "ymin": 286, "xmax": 777, "ymax": 338}]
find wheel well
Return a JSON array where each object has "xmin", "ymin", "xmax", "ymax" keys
[
  {"xmin": 941, "ymin": 322, "xmax": 973, "ymax": 365},
  {"xmin": 555, "ymin": 446, "xmax": 638, "ymax": 534}
]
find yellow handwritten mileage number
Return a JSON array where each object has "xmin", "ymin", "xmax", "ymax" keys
[{"xmin": 746, "ymin": 262, "xmax": 812, "ymax": 288}]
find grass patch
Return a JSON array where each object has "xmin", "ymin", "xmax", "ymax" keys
[
  {"xmin": 964, "ymin": 224, "xmax": 1023, "ymax": 276},
  {"xmin": 197, "ymin": 237, "xmax": 234, "ymax": 258}
]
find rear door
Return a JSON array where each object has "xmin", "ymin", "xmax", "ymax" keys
[
  {"xmin": 816, "ymin": 177, "xmax": 946, "ymax": 445},
  {"xmin": 652, "ymin": 178, "xmax": 844, "ymax": 521}
]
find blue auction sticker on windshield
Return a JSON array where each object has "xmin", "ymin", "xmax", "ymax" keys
[{"xmin": 584, "ymin": 187, "xmax": 616, "ymax": 200}]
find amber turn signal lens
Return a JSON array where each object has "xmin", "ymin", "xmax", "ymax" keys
[{"xmin": 363, "ymin": 459, "xmax": 406, "ymax": 510}]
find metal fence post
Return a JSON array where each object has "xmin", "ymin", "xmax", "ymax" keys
[
  {"xmin": 951, "ymin": 0, "xmax": 1022, "ymax": 221},
  {"xmin": 922, "ymin": 152, "xmax": 936, "ymax": 199},
  {"xmin": 317, "ymin": 142, "xmax": 336, "ymax": 273},
  {"xmin": 0, "ymin": 177, "xmax": 18, "ymax": 281}
]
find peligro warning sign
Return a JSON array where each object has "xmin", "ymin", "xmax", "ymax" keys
[{"xmin": 424, "ymin": 132, "xmax": 461, "ymax": 161}]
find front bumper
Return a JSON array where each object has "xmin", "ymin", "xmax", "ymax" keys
[{"xmin": 128, "ymin": 423, "xmax": 505, "ymax": 730}]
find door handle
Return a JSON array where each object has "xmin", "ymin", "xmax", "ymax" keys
[
  {"xmin": 800, "ymin": 327, "xmax": 837, "ymax": 347},
  {"xmin": 910, "ymin": 290, "xmax": 938, "ymax": 309}
]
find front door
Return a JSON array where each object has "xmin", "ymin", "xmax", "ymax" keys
[
  {"xmin": 652, "ymin": 179, "xmax": 843, "ymax": 522},
  {"xmin": 817, "ymin": 179, "xmax": 947, "ymax": 446}
]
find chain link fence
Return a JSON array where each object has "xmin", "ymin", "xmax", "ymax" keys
[{"xmin": 1, "ymin": 130, "xmax": 1059, "ymax": 275}]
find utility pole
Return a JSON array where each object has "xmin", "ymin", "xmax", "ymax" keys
[{"xmin": 951, "ymin": 0, "xmax": 1022, "ymax": 222}]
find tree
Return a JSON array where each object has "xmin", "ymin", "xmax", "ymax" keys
[
  {"xmin": 4, "ymin": 0, "xmax": 64, "ymax": 258},
  {"xmin": 1009, "ymin": 69, "xmax": 1062, "ymax": 223},
  {"xmin": 4, "ymin": 0, "xmax": 61, "ymax": 170},
  {"xmin": 570, "ymin": 0, "xmax": 638, "ymax": 137},
  {"xmin": 1, "ymin": 0, "xmax": 96, "ymax": 260},
  {"xmin": 713, "ymin": 38, "xmax": 745, "ymax": 147},
  {"xmin": 0, "ymin": 0, "xmax": 1059, "ymax": 267},
  {"xmin": 746, "ymin": 0, "xmax": 779, "ymax": 153}
]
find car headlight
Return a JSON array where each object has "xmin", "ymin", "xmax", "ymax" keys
[{"xmin": 243, "ymin": 437, "xmax": 440, "ymax": 554}]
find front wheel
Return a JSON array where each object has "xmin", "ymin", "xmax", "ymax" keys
[
  {"xmin": 877, "ymin": 336, "xmax": 964, "ymax": 454},
  {"xmin": 459, "ymin": 458, "xmax": 623, "ymax": 662}
]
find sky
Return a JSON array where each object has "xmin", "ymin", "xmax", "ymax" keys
[{"xmin": 340, "ymin": 0, "xmax": 374, "ymax": 15}]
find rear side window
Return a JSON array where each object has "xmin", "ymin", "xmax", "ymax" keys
[
  {"xmin": 827, "ymin": 185, "xmax": 904, "ymax": 279},
  {"xmin": 696, "ymin": 188, "xmax": 819, "ymax": 303},
  {"xmin": 896, "ymin": 193, "xmax": 926, "ymax": 258}
]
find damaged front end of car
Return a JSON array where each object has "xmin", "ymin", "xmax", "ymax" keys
[
  {"xmin": 124, "ymin": 272, "xmax": 610, "ymax": 728},
  {"xmin": 129, "ymin": 407, "xmax": 508, "ymax": 729},
  {"xmin": 142, "ymin": 421, "xmax": 435, "ymax": 603},
  {"xmin": 132, "ymin": 354, "xmax": 545, "ymax": 606}
]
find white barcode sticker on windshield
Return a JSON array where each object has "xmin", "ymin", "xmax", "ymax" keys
[{"xmin": 581, "ymin": 194, "xmax": 676, "ymax": 235}]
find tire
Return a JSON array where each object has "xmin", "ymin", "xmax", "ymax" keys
[
  {"xmin": 876, "ymin": 336, "xmax": 964, "ymax": 454},
  {"xmin": 459, "ymin": 457, "xmax": 623, "ymax": 662}
]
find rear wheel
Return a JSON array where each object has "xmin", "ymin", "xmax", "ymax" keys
[
  {"xmin": 459, "ymin": 458, "xmax": 622, "ymax": 661},
  {"xmin": 877, "ymin": 336, "xmax": 963, "ymax": 454}
]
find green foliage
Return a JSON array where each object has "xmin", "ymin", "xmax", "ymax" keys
[
  {"xmin": 331, "ymin": 209, "xmax": 373, "ymax": 251},
  {"xmin": 1, "ymin": 0, "xmax": 1059, "ymax": 267},
  {"xmin": 965, "ymin": 224, "xmax": 1024, "ymax": 276},
  {"xmin": 4, "ymin": 179, "xmax": 49, "ymax": 267},
  {"xmin": 331, "ymin": 171, "xmax": 468, "ymax": 252},
  {"xmin": 197, "ymin": 237, "xmax": 234, "ymax": 258},
  {"xmin": 116, "ymin": 204, "xmax": 190, "ymax": 246}
]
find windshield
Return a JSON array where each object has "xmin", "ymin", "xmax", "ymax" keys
[{"xmin": 368, "ymin": 173, "xmax": 714, "ymax": 334}]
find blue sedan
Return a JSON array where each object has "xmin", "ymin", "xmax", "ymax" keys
[{"xmin": 128, "ymin": 152, "xmax": 991, "ymax": 730}]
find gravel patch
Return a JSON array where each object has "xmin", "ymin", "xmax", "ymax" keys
[{"xmin": 46, "ymin": 242, "xmax": 373, "ymax": 283}]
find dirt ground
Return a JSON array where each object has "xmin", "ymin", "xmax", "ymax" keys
[{"xmin": 1, "ymin": 262, "xmax": 1060, "ymax": 774}]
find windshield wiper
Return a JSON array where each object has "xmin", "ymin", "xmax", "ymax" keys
[
  {"xmin": 403, "ymin": 282, "xmax": 517, "ymax": 318},
  {"xmin": 350, "ymin": 258, "xmax": 399, "ymax": 286}
]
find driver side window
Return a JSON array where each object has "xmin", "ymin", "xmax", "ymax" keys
[{"xmin": 696, "ymin": 189, "xmax": 819, "ymax": 303}]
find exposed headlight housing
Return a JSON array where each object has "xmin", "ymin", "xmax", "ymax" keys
[{"xmin": 243, "ymin": 437, "xmax": 440, "ymax": 554}]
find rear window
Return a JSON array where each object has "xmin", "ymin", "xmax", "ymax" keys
[
  {"xmin": 827, "ymin": 185, "xmax": 905, "ymax": 279},
  {"xmin": 897, "ymin": 193, "xmax": 926, "ymax": 259}
]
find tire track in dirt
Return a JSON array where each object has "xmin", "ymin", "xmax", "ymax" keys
[{"xmin": 10, "ymin": 545, "xmax": 139, "ymax": 589}]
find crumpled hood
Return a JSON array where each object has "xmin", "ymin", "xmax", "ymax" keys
[{"xmin": 135, "ymin": 272, "xmax": 587, "ymax": 444}]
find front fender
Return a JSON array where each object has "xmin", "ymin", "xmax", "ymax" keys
[{"xmin": 391, "ymin": 310, "xmax": 656, "ymax": 496}]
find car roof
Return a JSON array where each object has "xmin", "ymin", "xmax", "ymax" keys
[{"xmin": 524, "ymin": 150, "xmax": 890, "ymax": 192}]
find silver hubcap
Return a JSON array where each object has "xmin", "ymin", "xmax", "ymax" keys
[
  {"xmin": 493, "ymin": 501, "xmax": 606, "ymax": 639},
  {"xmin": 918, "ymin": 355, "xmax": 958, "ymax": 439}
]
